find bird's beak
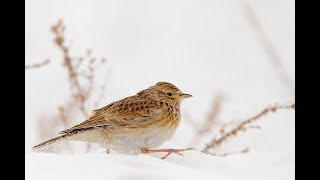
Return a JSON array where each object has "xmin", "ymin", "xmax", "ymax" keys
[{"xmin": 180, "ymin": 93, "xmax": 192, "ymax": 98}]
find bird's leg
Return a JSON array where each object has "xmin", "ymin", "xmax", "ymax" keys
[
  {"xmin": 106, "ymin": 148, "xmax": 110, "ymax": 154},
  {"xmin": 141, "ymin": 147, "xmax": 195, "ymax": 160},
  {"xmin": 100, "ymin": 147, "xmax": 110, "ymax": 154}
]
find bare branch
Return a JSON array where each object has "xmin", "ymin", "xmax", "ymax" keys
[
  {"xmin": 25, "ymin": 59, "xmax": 50, "ymax": 70},
  {"xmin": 58, "ymin": 107, "xmax": 68, "ymax": 127},
  {"xmin": 51, "ymin": 19, "xmax": 108, "ymax": 118},
  {"xmin": 182, "ymin": 110, "xmax": 198, "ymax": 129},
  {"xmin": 211, "ymin": 147, "xmax": 250, "ymax": 157},
  {"xmin": 242, "ymin": 2, "xmax": 294, "ymax": 94},
  {"xmin": 202, "ymin": 102, "xmax": 295, "ymax": 154},
  {"xmin": 35, "ymin": 19, "xmax": 109, "ymax": 153},
  {"xmin": 189, "ymin": 93, "xmax": 224, "ymax": 146},
  {"xmin": 51, "ymin": 19, "xmax": 89, "ymax": 117}
]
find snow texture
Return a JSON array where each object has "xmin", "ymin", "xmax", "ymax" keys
[{"xmin": 26, "ymin": 145, "xmax": 294, "ymax": 180}]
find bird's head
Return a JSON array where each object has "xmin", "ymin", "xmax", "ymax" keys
[{"xmin": 140, "ymin": 82, "xmax": 192, "ymax": 107}]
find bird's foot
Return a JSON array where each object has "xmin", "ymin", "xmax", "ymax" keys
[{"xmin": 141, "ymin": 147, "xmax": 195, "ymax": 159}]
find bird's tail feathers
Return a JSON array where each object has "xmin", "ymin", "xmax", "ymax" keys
[{"xmin": 32, "ymin": 131, "xmax": 77, "ymax": 150}]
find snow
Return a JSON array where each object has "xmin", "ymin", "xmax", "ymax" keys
[
  {"xmin": 26, "ymin": 0, "xmax": 295, "ymax": 179},
  {"xmin": 26, "ymin": 147, "xmax": 294, "ymax": 180}
]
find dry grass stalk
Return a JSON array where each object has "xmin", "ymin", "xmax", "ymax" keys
[
  {"xmin": 51, "ymin": 20, "xmax": 87, "ymax": 118},
  {"xmin": 58, "ymin": 107, "xmax": 68, "ymax": 127},
  {"xmin": 35, "ymin": 19, "xmax": 108, "ymax": 153},
  {"xmin": 25, "ymin": 59, "xmax": 50, "ymax": 70},
  {"xmin": 202, "ymin": 102, "xmax": 295, "ymax": 154},
  {"xmin": 182, "ymin": 111, "xmax": 198, "ymax": 128},
  {"xmin": 210, "ymin": 147, "xmax": 250, "ymax": 157},
  {"xmin": 242, "ymin": 2, "xmax": 294, "ymax": 94},
  {"xmin": 51, "ymin": 19, "xmax": 107, "ymax": 119},
  {"xmin": 189, "ymin": 93, "xmax": 224, "ymax": 146}
]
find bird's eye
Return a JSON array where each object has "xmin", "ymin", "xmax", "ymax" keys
[{"xmin": 167, "ymin": 92, "xmax": 173, "ymax": 96}]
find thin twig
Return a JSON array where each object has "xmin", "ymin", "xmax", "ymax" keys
[
  {"xmin": 51, "ymin": 19, "xmax": 89, "ymax": 117},
  {"xmin": 58, "ymin": 107, "xmax": 68, "ymax": 127},
  {"xmin": 182, "ymin": 111, "xmax": 198, "ymax": 128},
  {"xmin": 202, "ymin": 102, "xmax": 295, "ymax": 154},
  {"xmin": 35, "ymin": 19, "xmax": 109, "ymax": 153},
  {"xmin": 242, "ymin": 2, "xmax": 294, "ymax": 94},
  {"xmin": 92, "ymin": 57, "xmax": 109, "ymax": 108},
  {"xmin": 25, "ymin": 59, "xmax": 50, "ymax": 70},
  {"xmin": 211, "ymin": 147, "xmax": 250, "ymax": 157},
  {"xmin": 189, "ymin": 93, "xmax": 224, "ymax": 146}
]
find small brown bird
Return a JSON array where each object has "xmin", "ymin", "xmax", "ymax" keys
[{"xmin": 33, "ymin": 82, "xmax": 193, "ymax": 159}]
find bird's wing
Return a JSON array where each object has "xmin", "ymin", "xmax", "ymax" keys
[{"xmin": 60, "ymin": 96, "xmax": 161, "ymax": 134}]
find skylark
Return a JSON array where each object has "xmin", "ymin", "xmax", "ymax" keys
[{"xmin": 33, "ymin": 82, "xmax": 193, "ymax": 159}]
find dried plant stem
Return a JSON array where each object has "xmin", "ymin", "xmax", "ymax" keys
[
  {"xmin": 242, "ymin": 2, "xmax": 294, "ymax": 94},
  {"xmin": 25, "ymin": 59, "xmax": 50, "ymax": 70},
  {"xmin": 51, "ymin": 19, "xmax": 89, "ymax": 118},
  {"xmin": 202, "ymin": 102, "xmax": 295, "ymax": 154},
  {"xmin": 190, "ymin": 93, "xmax": 224, "ymax": 146},
  {"xmin": 183, "ymin": 111, "xmax": 198, "ymax": 128},
  {"xmin": 34, "ymin": 19, "xmax": 108, "ymax": 153},
  {"xmin": 58, "ymin": 107, "xmax": 68, "ymax": 127},
  {"xmin": 211, "ymin": 147, "xmax": 250, "ymax": 157}
]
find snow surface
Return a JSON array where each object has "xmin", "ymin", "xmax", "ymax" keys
[
  {"xmin": 26, "ymin": 0, "xmax": 295, "ymax": 179},
  {"xmin": 26, "ymin": 145, "xmax": 294, "ymax": 180}
]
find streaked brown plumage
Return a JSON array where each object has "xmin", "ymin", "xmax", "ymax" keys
[{"xmin": 33, "ymin": 82, "xmax": 192, "ymax": 159}]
